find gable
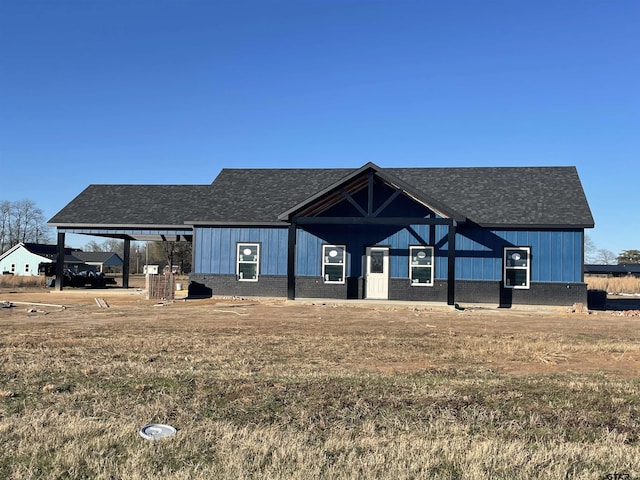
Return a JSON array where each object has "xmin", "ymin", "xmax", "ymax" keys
[
  {"xmin": 1, "ymin": 243, "xmax": 69, "ymax": 263},
  {"xmin": 0, "ymin": 244, "xmax": 46, "ymax": 264},
  {"xmin": 276, "ymin": 163, "xmax": 463, "ymax": 223},
  {"xmin": 319, "ymin": 182, "xmax": 434, "ymax": 218}
]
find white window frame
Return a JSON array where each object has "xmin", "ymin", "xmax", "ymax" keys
[
  {"xmin": 322, "ymin": 244, "xmax": 346, "ymax": 284},
  {"xmin": 24, "ymin": 264, "xmax": 30, "ymax": 274},
  {"xmin": 236, "ymin": 243, "xmax": 260, "ymax": 282},
  {"xmin": 409, "ymin": 246, "xmax": 434, "ymax": 286},
  {"xmin": 503, "ymin": 247, "xmax": 530, "ymax": 289}
]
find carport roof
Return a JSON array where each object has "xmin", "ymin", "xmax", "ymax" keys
[{"xmin": 48, "ymin": 185, "xmax": 215, "ymax": 227}]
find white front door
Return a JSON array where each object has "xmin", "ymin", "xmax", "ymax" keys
[{"xmin": 366, "ymin": 246, "xmax": 389, "ymax": 299}]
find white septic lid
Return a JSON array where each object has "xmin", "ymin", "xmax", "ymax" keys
[{"xmin": 139, "ymin": 423, "xmax": 176, "ymax": 440}]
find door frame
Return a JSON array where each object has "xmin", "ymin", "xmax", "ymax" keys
[{"xmin": 365, "ymin": 246, "xmax": 390, "ymax": 299}]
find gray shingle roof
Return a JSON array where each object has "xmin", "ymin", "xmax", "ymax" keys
[
  {"xmin": 389, "ymin": 166, "xmax": 594, "ymax": 227},
  {"xmin": 49, "ymin": 185, "xmax": 215, "ymax": 226},
  {"xmin": 22, "ymin": 243, "xmax": 78, "ymax": 258},
  {"xmin": 200, "ymin": 168, "xmax": 353, "ymax": 224},
  {"xmin": 584, "ymin": 264, "xmax": 640, "ymax": 275},
  {"xmin": 73, "ymin": 251, "xmax": 123, "ymax": 265},
  {"xmin": 48, "ymin": 165, "xmax": 594, "ymax": 228},
  {"xmin": 16, "ymin": 243, "xmax": 84, "ymax": 263}
]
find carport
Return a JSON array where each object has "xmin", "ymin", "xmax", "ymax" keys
[
  {"xmin": 47, "ymin": 183, "xmax": 209, "ymax": 291},
  {"xmin": 52, "ymin": 227, "xmax": 193, "ymax": 290}
]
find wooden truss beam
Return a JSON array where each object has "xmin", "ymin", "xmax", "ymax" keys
[{"xmin": 292, "ymin": 216, "xmax": 452, "ymax": 225}]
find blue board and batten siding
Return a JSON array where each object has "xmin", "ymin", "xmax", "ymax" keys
[
  {"xmin": 454, "ymin": 228, "xmax": 583, "ymax": 283},
  {"xmin": 194, "ymin": 227, "xmax": 288, "ymax": 275},
  {"xmin": 193, "ymin": 225, "xmax": 584, "ymax": 284}
]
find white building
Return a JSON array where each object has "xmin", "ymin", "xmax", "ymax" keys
[{"xmin": 0, "ymin": 243, "xmax": 83, "ymax": 275}]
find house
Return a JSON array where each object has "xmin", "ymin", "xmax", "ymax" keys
[
  {"xmin": 48, "ymin": 162, "xmax": 594, "ymax": 306},
  {"xmin": 73, "ymin": 251, "xmax": 124, "ymax": 274},
  {"xmin": 0, "ymin": 243, "xmax": 84, "ymax": 275},
  {"xmin": 584, "ymin": 264, "xmax": 640, "ymax": 278},
  {"xmin": 0, "ymin": 243, "xmax": 124, "ymax": 277}
]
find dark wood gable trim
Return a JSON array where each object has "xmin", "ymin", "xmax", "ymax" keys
[
  {"xmin": 292, "ymin": 216, "xmax": 453, "ymax": 225},
  {"xmin": 339, "ymin": 187, "xmax": 368, "ymax": 217},
  {"xmin": 332, "ymin": 170, "xmax": 422, "ymax": 218},
  {"xmin": 278, "ymin": 162, "xmax": 466, "ymax": 223},
  {"xmin": 373, "ymin": 188, "xmax": 402, "ymax": 217}
]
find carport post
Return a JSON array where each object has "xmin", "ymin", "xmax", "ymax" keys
[
  {"xmin": 55, "ymin": 231, "xmax": 65, "ymax": 291},
  {"xmin": 122, "ymin": 238, "xmax": 130, "ymax": 289}
]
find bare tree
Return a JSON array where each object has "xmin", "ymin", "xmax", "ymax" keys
[
  {"xmin": 84, "ymin": 238, "xmax": 124, "ymax": 256},
  {"xmin": 101, "ymin": 239, "xmax": 125, "ymax": 256},
  {"xmin": 584, "ymin": 235, "xmax": 598, "ymax": 264},
  {"xmin": 0, "ymin": 201, "xmax": 11, "ymax": 254},
  {"xmin": 584, "ymin": 235, "xmax": 619, "ymax": 265},
  {"xmin": 0, "ymin": 199, "xmax": 51, "ymax": 253},
  {"xmin": 84, "ymin": 238, "xmax": 147, "ymax": 273},
  {"xmin": 596, "ymin": 249, "xmax": 617, "ymax": 265},
  {"xmin": 150, "ymin": 241, "xmax": 192, "ymax": 274},
  {"xmin": 84, "ymin": 240, "xmax": 105, "ymax": 252}
]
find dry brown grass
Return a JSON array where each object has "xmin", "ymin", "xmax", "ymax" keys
[
  {"xmin": 586, "ymin": 275, "xmax": 640, "ymax": 295},
  {"xmin": 1, "ymin": 290, "xmax": 640, "ymax": 479},
  {"xmin": 0, "ymin": 274, "xmax": 48, "ymax": 288}
]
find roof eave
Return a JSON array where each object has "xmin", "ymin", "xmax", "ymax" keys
[
  {"xmin": 471, "ymin": 222, "xmax": 595, "ymax": 229},
  {"xmin": 188, "ymin": 220, "xmax": 289, "ymax": 227},
  {"xmin": 49, "ymin": 222, "xmax": 194, "ymax": 230}
]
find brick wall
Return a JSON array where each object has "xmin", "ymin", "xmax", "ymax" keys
[{"xmin": 188, "ymin": 274, "xmax": 287, "ymax": 298}]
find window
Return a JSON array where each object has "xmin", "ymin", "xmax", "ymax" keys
[
  {"xmin": 370, "ymin": 250, "xmax": 385, "ymax": 274},
  {"xmin": 10, "ymin": 264, "xmax": 15, "ymax": 273},
  {"xmin": 25, "ymin": 264, "xmax": 30, "ymax": 273},
  {"xmin": 322, "ymin": 245, "xmax": 345, "ymax": 283},
  {"xmin": 409, "ymin": 246, "xmax": 434, "ymax": 286},
  {"xmin": 237, "ymin": 243, "xmax": 259, "ymax": 281},
  {"xmin": 504, "ymin": 247, "xmax": 530, "ymax": 289}
]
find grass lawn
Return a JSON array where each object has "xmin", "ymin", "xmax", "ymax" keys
[{"xmin": 1, "ymin": 288, "xmax": 640, "ymax": 479}]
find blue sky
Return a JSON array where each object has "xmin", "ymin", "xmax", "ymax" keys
[{"xmin": 1, "ymin": 0, "xmax": 638, "ymax": 253}]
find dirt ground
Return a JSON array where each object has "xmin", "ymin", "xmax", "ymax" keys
[{"xmin": 2, "ymin": 284, "xmax": 640, "ymax": 380}]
